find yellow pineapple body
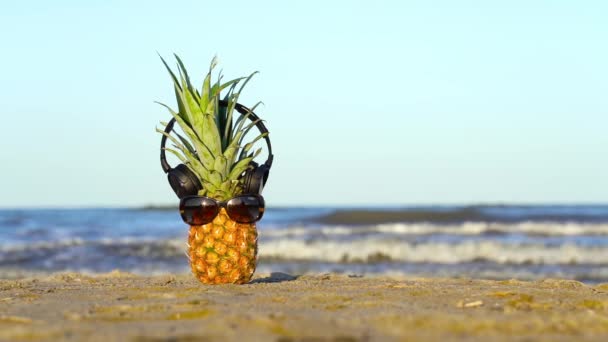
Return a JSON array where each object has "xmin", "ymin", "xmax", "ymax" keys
[{"xmin": 188, "ymin": 208, "xmax": 258, "ymax": 284}]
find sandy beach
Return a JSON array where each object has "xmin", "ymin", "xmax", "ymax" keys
[{"xmin": 0, "ymin": 272, "xmax": 607, "ymax": 341}]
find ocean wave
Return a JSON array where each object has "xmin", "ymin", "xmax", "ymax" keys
[
  {"xmin": 262, "ymin": 221, "xmax": 608, "ymax": 237},
  {"xmin": 0, "ymin": 238, "xmax": 608, "ymax": 265},
  {"xmin": 258, "ymin": 238, "xmax": 608, "ymax": 265},
  {"xmin": 2, "ymin": 233, "xmax": 608, "ymax": 268},
  {"xmin": 0, "ymin": 238, "xmax": 187, "ymax": 265}
]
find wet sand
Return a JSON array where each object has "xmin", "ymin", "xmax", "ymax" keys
[{"xmin": 1, "ymin": 272, "xmax": 608, "ymax": 341}]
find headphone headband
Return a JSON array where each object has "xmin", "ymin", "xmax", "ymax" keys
[{"xmin": 160, "ymin": 100, "xmax": 273, "ymax": 173}]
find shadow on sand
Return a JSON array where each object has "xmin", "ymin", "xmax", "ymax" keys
[{"xmin": 251, "ymin": 272, "xmax": 299, "ymax": 284}]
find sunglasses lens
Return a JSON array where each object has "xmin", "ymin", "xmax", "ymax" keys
[
  {"xmin": 179, "ymin": 197, "xmax": 218, "ymax": 225},
  {"xmin": 226, "ymin": 196, "xmax": 264, "ymax": 223}
]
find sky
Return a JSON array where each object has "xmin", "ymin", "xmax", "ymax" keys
[{"xmin": 1, "ymin": 0, "xmax": 607, "ymax": 207}]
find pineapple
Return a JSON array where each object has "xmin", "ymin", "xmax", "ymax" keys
[{"xmin": 156, "ymin": 55, "xmax": 266, "ymax": 284}]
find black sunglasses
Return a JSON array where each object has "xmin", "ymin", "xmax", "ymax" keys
[{"xmin": 179, "ymin": 195, "xmax": 265, "ymax": 225}]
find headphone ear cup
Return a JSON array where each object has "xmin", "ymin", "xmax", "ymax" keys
[
  {"xmin": 240, "ymin": 162, "xmax": 257, "ymax": 195},
  {"xmin": 240, "ymin": 168, "xmax": 254, "ymax": 195},
  {"xmin": 241, "ymin": 163, "xmax": 270, "ymax": 195},
  {"xmin": 167, "ymin": 164, "xmax": 202, "ymax": 198},
  {"xmin": 260, "ymin": 164, "xmax": 270, "ymax": 186},
  {"xmin": 255, "ymin": 164, "xmax": 270, "ymax": 194}
]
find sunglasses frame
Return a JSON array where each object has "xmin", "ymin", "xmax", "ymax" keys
[{"xmin": 179, "ymin": 194, "xmax": 265, "ymax": 225}]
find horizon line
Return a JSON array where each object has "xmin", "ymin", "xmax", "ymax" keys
[{"xmin": 1, "ymin": 201, "xmax": 608, "ymax": 210}]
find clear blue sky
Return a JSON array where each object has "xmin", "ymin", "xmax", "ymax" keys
[{"xmin": 1, "ymin": 0, "xmax": 607, "ymax": 207}]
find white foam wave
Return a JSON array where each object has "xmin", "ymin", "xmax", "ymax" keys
[
  {"xmin": 259, "ymin": 238, "xmax": 608, "ymax": 265},
  {"xmin": 3, "ymin": 234, "xmax": 608, "ymax": 266},
  {"xmin": 0, "ymin": 238, "xmax": 86, "ymax": 252},
  {"xmin": 261, "ymin": 221, "xmax": 608, "ymax": 237},
  {"xmin": 0, "ymin": 237, "xmax": 186, "ymax": 258}
]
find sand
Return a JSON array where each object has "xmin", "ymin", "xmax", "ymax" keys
[{"xmin": 1, "ymin": 272, "xmax": 608, "ymax": 341}]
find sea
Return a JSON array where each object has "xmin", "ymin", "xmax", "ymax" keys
[{"xmin": 1, "ymin": 205, "xmax": 608, "ymax": 283}]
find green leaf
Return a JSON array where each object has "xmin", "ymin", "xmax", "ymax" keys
[
  {"xmin": 157, "ymin": 127, "xmax": 190, "ymax": 158},
  {"xmin": 212, "ymin": 73, "xmax": 222, "ymax": 135},
  {"xmin": 172, "ymin": 86, "xmax": 188, "ymax": 123},
  {"xmin": 209, "ymin": 55, "xmax": 219, "ymax": 72},
  {"xmin": 158, "ymin": 54, "xmax": 188, "ymax": 123},
  {"xmin": 205, "ymin": 93, "xmax": 217, "ymax": 116},
  {"xmin": 232, "ymin": 101, "xmax": 263, "ymax": 140},
  {"xmin": 225, "ymin": 104, "xmax": 262, "ymax": 167},
  {"xmin": 236, "ymin": 71, "xmax": 258, "ymax": 97},
  {"xmin": 162, "ymin": 147, "xmax": 187, "ymax": 164},
  {"xmin": 228, "ymin": 71, "xmax": 258, "ymax": 111},
  {"xmin": 202, "ymin": 180, "xmax": 218, "ymax": 194},
  {"xmin": 223, "ymin": 141, "xmax": 240, "ymax": 170},
  {"xmin": 213, "ymin": 156, "xmax": 228, "ymax": 175},
  {"xmin": 209, "ymin": 72, "xmax": 224, "ymax": 97},
  {"xmin": 200, "ymin": 71, "xmax": 212, "ymax": 114},
  {"xmin": 225, "ymin": 128, "xmax": 246, "ymax": 167},
  {"xmin": 222, "ymin": 83, "xmax": 240, "ymax": 146},
  {"xmin": 236, "ymin": 118, "xmax": 263, "ymax": 148},
  {"xmin": 217, "ymin": 77, "xmax": 244, "ymax": 94},
  {"xmin": 174, "ymin": 54, "xmax": 194, "ymax": 94},
  {"xmin": 238, "ymin": 132, "xmax": 268, "ymax": 161},
  {"xmin": 251, "ymin": 147, "xmax": 262, "ymax": 159},
  {"xmin": 174, "ymin": 71, "xmax": 196, "ymax": 128},
  {"xmin": 201, "ymin": 56, "xmax": 219, "ymax": 108},
  {"xmin": 218, "ymin": 98, "xmax": 229, "ymax": 151},
  {"xmin": 228, "ymin": 156, "xmax": 254, "ymax": 180},
  {"xmin": 156, "ymin": 101, "xmax": 216, "ymax": 170},
  {"xmin": 230, "ymin": 180, "xmax": 241, "ymax": 195},
  {"xmin": 175, "ymin": 132, "xmax": 196, "ymax": 156},
  {"xmin": 158, "ymin": 54, "xmax": 181, "ymax": 91},
  {"xmin": 227, "ymin": 71, "xmax": 258, "ymax": 131},
  {"xmin": 156, "ymin": 128, "xmax": 209, "ymax": 179},
  {"xmin": 158, "ymin": 122, "xmax": 196, "ymax": 156},
  {"xmin": 208, "ymin": 170, "xmax": 223, "ymax": 186},
  {"xmin": 219, "ymin": 182, "xmax": 232, "ymax": 194},
  {"xmin": 199, "ymin": 105, "xmax": 222, "ymax": 156},
  {"xmin": 181, "ymin": 86, "xmax": 204, "ymax": 137}
]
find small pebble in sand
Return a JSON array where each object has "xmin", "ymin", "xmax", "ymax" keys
[{"xmin": 457, "ymin": 300, "xmax": 484, "ymax": 308}]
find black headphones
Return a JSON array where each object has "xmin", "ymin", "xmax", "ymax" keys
[{"xmin": 160, "ymin": 100, "xmax": 273, "ymax": 199}]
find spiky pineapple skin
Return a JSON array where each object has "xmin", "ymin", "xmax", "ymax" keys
[{"xmin": 187, "ymin": 208, "xmax": 258, "ymax": 284}]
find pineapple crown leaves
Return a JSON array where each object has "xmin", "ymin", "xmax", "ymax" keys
[{"xmin": 156, "ymin": 54, "xmax": 267, "ymax": 198}]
